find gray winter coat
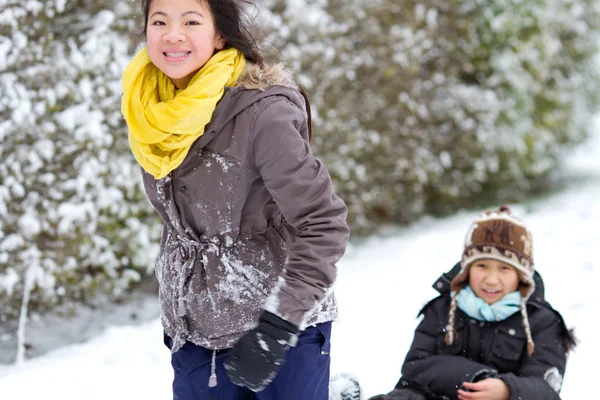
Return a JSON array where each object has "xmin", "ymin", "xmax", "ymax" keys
[{"xmin": 141, "ymin": 63, "xmax": 350, "ymax": 353}]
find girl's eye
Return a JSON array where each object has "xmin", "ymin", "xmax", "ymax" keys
[
  {"xmin": 186, "ymin": 21, "xmax": 200, "ymax": 25},
  {"xmin": 151, "ymin": 21, "xmax": 166, "ymax": 26}
]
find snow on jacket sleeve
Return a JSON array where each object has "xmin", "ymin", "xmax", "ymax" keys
[
  {"xmin": 251, "ymin": 95, "xmax": 350, "ymax": 329},
  {"xmin": 498, "ymin": 307, "xmax": 567, "ymax": 400},
  {"xmin": 401, "ymin": 297, "xmax": 494, "ymax": 398}
]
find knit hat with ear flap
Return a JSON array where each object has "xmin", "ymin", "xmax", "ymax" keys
[{"xmin": 445, "ymin": 206, "xmax": 536, "ymax": 356}]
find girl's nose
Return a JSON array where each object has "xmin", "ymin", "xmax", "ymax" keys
[
  {"xmin": 485, "ymin": 272, "xmax": 500, "ymax": 284},
  {"xmin": 163, "ymin": 30, "xmax": 185, "ymax": 43}
]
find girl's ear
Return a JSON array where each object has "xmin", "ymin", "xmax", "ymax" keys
[{"xmin": 216, "ymin": 35, "xmax": 226, "ymax": 50}]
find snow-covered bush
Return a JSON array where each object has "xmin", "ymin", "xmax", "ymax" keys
[
  {"xmin": 0, "ymin": 0, "xmax": 161, "ymax": 321},
  {"xmin": 1, "ymin": 0, "xmax": 599, "ymax": 321},
  {"xmin": 257, "ymin": 0, "xmax": 600, "ymax": 232}
]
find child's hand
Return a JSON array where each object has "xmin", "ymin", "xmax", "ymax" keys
[{"xmin": 457, "ymin": 378, "xmax": 510, "ymax": 400}]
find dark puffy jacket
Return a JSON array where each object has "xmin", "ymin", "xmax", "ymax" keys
[{"xmin": 399, "ymin": 263, "xmax": 574, "ymax": 400}]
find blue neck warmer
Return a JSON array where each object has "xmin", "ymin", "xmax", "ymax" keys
[{"xmin": 456, "ymin": 286, "xmax": 522, "ymax": 322}]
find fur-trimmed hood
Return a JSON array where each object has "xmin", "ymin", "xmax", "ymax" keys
[
  {"xmin": 206, "ymin": 61, "xmax": 306, "ymax": 133},
  {"xmin": 236, "ymin": 62, "xmax": 300, "ymax": 91}
]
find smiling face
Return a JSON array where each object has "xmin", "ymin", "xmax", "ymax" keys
[
  {"xmin": 468, "ymin": 258, "xmax": 520, "ymax": 305},
  {"xmin": 146, "ymin": 0, "xmax": 225, "ymax": 89}
]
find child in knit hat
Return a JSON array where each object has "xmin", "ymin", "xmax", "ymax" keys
[{"xmin": 364, "ymin": 206, "xmax": 576, "ymax": 400}]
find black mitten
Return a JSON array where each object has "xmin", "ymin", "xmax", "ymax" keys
[
  {"xmin": 224, "ymin": 311, "xmax": 299, "ymax": 392},
  {"xmin": 471, "ymin": 369, "xmax": 499, "ymax": 383}
]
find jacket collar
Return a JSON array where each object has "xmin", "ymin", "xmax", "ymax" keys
[
  {"xmin": 213, "ymin": 62, "xmax": 303, "ymax": 128},
  {"xmin": 190, "ymin": 62, "xmax": 304, "ymax": 151}
]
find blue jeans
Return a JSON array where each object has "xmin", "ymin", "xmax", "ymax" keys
[{"xmin": 167, "ymin": 322, "xmax": 332, "ymax": 400}]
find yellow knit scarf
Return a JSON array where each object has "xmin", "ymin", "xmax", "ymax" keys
[{"xmin": 122, "ymin": 47, "xmax": 246, "ymax": 179}]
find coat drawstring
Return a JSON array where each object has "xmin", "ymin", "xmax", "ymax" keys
[{"xmin": 209, "ymin": 349, "xmax": 218, "ymax": 387}]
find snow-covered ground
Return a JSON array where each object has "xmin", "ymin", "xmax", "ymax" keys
[{"xmin": 1, "ymin": 122, "xmax": 598, "ymax": 398}]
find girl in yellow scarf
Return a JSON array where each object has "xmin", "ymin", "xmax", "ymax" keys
[
  {"xmin": 122, "ymin": 0, "xmax": 246, "ymax": 179},
  {"xmin": 122, "ymin": 1, "xmax": 349, "ymax": 400}
]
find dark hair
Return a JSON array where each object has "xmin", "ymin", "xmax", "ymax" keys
[{"xmin": 141, "ymin": 0, "xmax": 264, "ymax": 65}]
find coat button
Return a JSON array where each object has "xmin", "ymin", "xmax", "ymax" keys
[
  {"xmin": 436, "ymin": 282, "xmax": 443, "ymax": 289},
  {"xmin": 508, "ymin": 329, "xmax": 516, "ymax": 336},
  {"xmin": 181, "ymin": 186, "xmax": 187, "ymax": 191}
]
